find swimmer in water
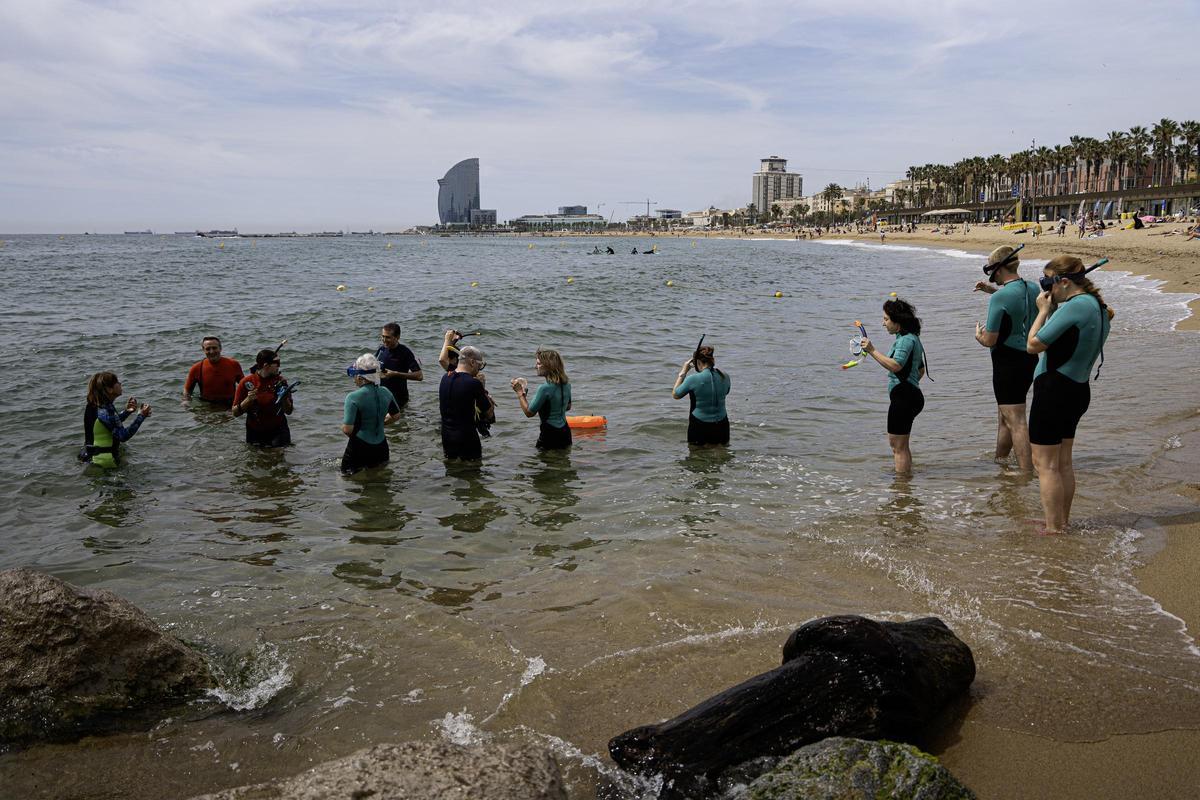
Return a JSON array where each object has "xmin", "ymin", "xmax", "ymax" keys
[
  {"xmin": 341, "ymin": 353, "xmax": 400, "ymax": 475},
  {"xmin": 80, "ymin": 372, "xmax": 151, "ymax": 468},
  {"xmin": 672, "ymin": 343, "xmax": 731, "ymax": 446},
  {"xmin": 511, "ymin": 348, "xmax": 572, "ymax": 450},
  {"xmin": 860, "ymin": 297, "xmax": 926, "ymax": 475}
]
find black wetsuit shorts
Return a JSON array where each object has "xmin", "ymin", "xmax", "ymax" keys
[
  {"xmin": 991, "ymin": 345, "xmax": 1038, "ymax": 406},
  {"xmin": 441, "ymin": 429, "xmax": 482, "ymax": 461},
  {"xmin": 536, "ymin": 421, "xmax": 572, "ymax": 450},
  {"xmin": 1028, "ymin": 372, "xmax": 1091, "ymax": 446},
  {"xmin": 341, "ymin": 436, "xmax": 389, "ymax": 475},
  {"xmin": 687, "ymin": 414, "xmax": 730, "ymax": 446},
  {"xmin": 246, "ymin": 418, "xmax": 291, "ymax": 447},
  {"xmin": 887, "ymin": 383, "xmax": 925, "ymax": 436}
]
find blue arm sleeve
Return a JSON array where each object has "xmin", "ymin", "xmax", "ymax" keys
[
  {"xmin": 1037, "ymin": 301, "xmax": 1086, "ymax": 345},
  {"xmin": 99, "ymin": 407, "xmax": 144, "ymax": 442},
  {"xmin": 890, "ymin": 336, "xmax": 914, "ymax": 366},
  {"xmin": 528, "ymin": 383, "xmax": 549, "ymax": 413},
  {"xmin": 675, "ymin": 373, "xmax": 699, "ymax": 396},
  {"xmin": 342, "ymin": 395, "xmax": 356, "ymax": 425}
]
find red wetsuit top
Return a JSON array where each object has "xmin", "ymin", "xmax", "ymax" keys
[
  {"xmin": 233, "ymin": 372, "xmax": 290, "ymax": 434},
  {"xmin": 185, "ymin": 357, "xmax": 245, "ymax": 404}
]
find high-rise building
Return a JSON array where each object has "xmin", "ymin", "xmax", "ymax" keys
[
  {"xmin": 437, "ymin": 158, "xmax": 481, "ymax": 224},
  {"xmin": 751, "ymin": 157, "xmax": 803, "ymax": 216},
  {"xmin": 558, "ymin": 205, "xmax": 587, "ymax": 216}
]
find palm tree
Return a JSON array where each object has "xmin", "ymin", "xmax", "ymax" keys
[
  {"xmin": 1151, "ymin": 118, "xmax": 1180, "ymax": 186},
  {"xmin": 745, "ymin": 203, "xmax": 758, "ymax": 225},
  {"xmin": 1180, "ymin": 120, "xmax": 1200, "ymax": 182},
  {"xmin": 788, "ymin": 205, "xmax": 803, "ymax": 227},
  {"xmin": 770, "ymin": 203, "xmax": 783, "ymax": 223},
  {"xmin": 821, "ymin": 184, "xmax": 844, "ymax": 223},
  {"xmin": 1127, "ymin": 125, "xmax": 1152, "ymax": 189},
  {"xmin": 1104, "ymin": 131, "xmax": 1127, "ymax": 191},
  {"xmin": 894, "ymin": 188, "xmax": 909, "ymax": 209}
]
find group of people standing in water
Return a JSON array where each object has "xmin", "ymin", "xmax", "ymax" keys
[{"xmin": 80, "ymin": 247, "xmax": 1111, "ymax": 532}]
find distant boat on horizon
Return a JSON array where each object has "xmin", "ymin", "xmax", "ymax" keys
[
  {"xmin": 196, "ymin": 229, "xmax": 239, "ymax": 238},
  {"xmin": 124, "ymin": 229, "xmax": 152, "ymax": 235}
]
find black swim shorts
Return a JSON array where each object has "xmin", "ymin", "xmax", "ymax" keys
[
  {"xmin": 441, "ymin": 430, "xmax": 482, "ymax": 461},
  {"xmin": 536, "ymin": 421, "xmax": 572, "ymax": 450},
  {"xmin": 887, "ymin": 382, "xmax": 925, "ymax": 436},
  {"xmin": 341, "ymin": 436, "xmax": 390, "ymax": 475},
  {"xmin": 991, "ymin": 345, "xmax": 1038, "ymax": 406},
  {"xmin": 1028, "ymin": 372, "xmax": 1091, "ymax": 446},
  {"xmin": 687, "ymin": 414, "xmax": 730, "ymax": 446}
]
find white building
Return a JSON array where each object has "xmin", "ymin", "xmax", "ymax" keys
[{"xmin": 751, "ymin": 157, "xmax": 803, "ymax": 214}]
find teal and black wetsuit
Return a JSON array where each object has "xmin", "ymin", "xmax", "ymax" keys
[
  {"xmin": 80, "ymin": 402, "xmax": 146, "ymax": 468},
  {"xmin": 528, "ymin": 380, "xmax": 572, "ymax": 450},
  {"xmin": 886, "ymin": 332, "xmax": 925, "ymax": 435},
  {"xmin": 676, "ymin": 367, "xmax": 731, "ymax": 445},
  {"xmin": 1029, "ymin": 292, "xmax": 1111, "ymax": 446},
  {"xmin": 341, "ymin": 383, "xmax": 399, "ymax": 474},
  {"xmin": 985, "ymin": 278, "xmax": 1040, "ymax": 405}
]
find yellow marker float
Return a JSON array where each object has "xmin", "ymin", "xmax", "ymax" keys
[
  {"xmin": 367, "ymin": 287, "xmax": 376, "ymax": 292},
  {"xmin": 470, "ymin": 281, "xmax": 479, "ymax": 287},
  {"xmin": 566, "ymin": 277, "xmax": 574, "ymax": 284},
  {"xmin": 336, "ymin": 284, "xmax": 347, "ymax": 291},
  {"xmin": 774, "ymin": 291, "xmax": 783, "ymax": 298},
  {"xmin": 665, "ymin": 280, "xmax": 674, "ymax": 287}
]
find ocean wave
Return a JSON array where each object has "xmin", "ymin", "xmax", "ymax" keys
[{"xmin": 205, "ymin": 640, "xmax": 293, "ymax": 711}]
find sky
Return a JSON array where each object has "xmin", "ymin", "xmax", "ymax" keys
[{"xmin": 2, "ymin": 0, "xmax": 1197, "ymax": 232}]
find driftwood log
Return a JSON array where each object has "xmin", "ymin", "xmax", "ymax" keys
[{"xmin": 608, "ymin": 615, "xmax": 975, "ymax": 794}]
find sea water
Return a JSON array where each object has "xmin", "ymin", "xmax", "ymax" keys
[{"xmin": 1, "ymin": 234, "xmax": 1198, "ymax": 797}]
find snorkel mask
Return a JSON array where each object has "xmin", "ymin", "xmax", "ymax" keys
[
  {"xmin": 982, "ymin": 244, "xmax": 1024, "ymax": 283},
  {"xmin": 1038, "ymin": 257, "xmax": 1109, "ymax": 292},
  {"xmin": 346, "ymin": 366, "xmax": 377, "ymax": 378},
  {"xmin": 691, "ymin": 334, "xmax": 706, "ymax": 371}
]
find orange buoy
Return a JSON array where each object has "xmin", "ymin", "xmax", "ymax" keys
[{"xmin": 566, "ymin": 415, "xmax": 607, "ymax": 430}]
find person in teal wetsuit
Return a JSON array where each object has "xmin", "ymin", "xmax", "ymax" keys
[
  {"xmin": 860, "ymin": 297, "xmax": 926, "ymax": 475},
  {"xmin": 1026, "ymin": 255, "xmax": 1114, "ymax": 533},
  {"xmin": 974, "ymin": 245, "xmax": 1041, "ymax": 471},
  {"xmin": 511, "ymin": 348, "xmax": 573, "ymax": 450},
  {"xmin": 341, "ymin": 353, "xmax": 400, "ymax": 475},
  {"xmin": 672, "ymin": 344, "xmax": 731, "ymax": 445},
  {"xmin": 80, "ymin": 371, "xmax": 151, "ymax": 468}
]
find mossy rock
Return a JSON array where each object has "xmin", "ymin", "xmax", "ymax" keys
[{"xmin": 742, "ymin": 737, "xmax": 975, "ymax": 800}]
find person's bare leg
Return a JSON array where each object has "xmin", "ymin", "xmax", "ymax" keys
[
  {"xmin": 1032, "ymin": 443, "xmax": 1065, "ymax": 532},
  {"xmin": 995, "ymin": 406, "xmax": 1013, "ymax": 461},
  {"xmin": 889, "ymin": 433, "xmax": 912, "ymax": 475},
  {"xmin": 1059, "ymin": 438, "xmax": 1077, "ymax": 525},
  {"xmin": 999, "ymin": 403, "xmax": 1032, "ymax": 471}
]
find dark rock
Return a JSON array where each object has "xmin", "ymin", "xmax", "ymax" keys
[
  {"xmin": 609, "ymin": 615, "xmax": 974, "ymax": 795},
  {"xmin": 0, "ymin": 567, "xmax": 214, "ymax": 745},
  {"xmin": 187, "ymin": 739, "xmax": 568, "ymax": 800},
  {"xmin": 736, "ymin": 736, "xmax": 975, "ymax": 800}
]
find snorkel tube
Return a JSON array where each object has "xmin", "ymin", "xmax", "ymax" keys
[
  {"xmin": 842, "ymin": 321, "xmax": 866, "ymax": 369},
  {"xmin": 692, "ymin": 334, "xmax": 706, "ymax": 371},
  {"xmin": 982, "ymin": 243, "xmax": 1025, "ymax": 282},
  {"xmin": 1038, "ymin": 257, "xmax": 1109, "ymax": 291}
]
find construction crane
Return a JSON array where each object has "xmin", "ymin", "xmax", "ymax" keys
[{"xmin": 620, "ymin": 199, "xmax": 658, "ymax": 218}]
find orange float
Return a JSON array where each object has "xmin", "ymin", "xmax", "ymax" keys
[{"xmin": 566, "ymin": 415, "xmax": 607, "ymax": 430}]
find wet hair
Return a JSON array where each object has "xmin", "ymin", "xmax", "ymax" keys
[
  {"xmin": 202, "ymin": 336, "xmax": 221, "ymax": 347},
  {"xmin": 354, "ymin": 352, "xmax": 381, "ymax": 385},
  {"xmin": 883, "ymin": 297, "xmax": 921, "ymax": 335},
  {"xmin": 985, "ymin": 245, "xmax": 1019, "ymax": 277},
  {"xmin": 255, "ymin": 348, "xmax": 279, "ymax": 366},
  {"xmin": 382, "ymin": 322, "xmax": 401, "ymax": 338},
  {"xmin": 458, "ymin": 345, "xmax": 484, "ymax": 366},
  {"xmin": 693, "ymin": 345, "xmax": 716, "ymax": 369},
  {"xmin": 1044, "ymin": 255, "xmax": 1110, "ymax": 312},
  {"xmin": 87, "ymin": 372, "xmax": 119, "ymax": 407},
  {"xmin": 536, "ymin": 348, "xmax": 568, "ymax": 385}
]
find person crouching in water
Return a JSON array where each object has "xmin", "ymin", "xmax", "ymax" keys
[
  {"xmin": 80, "ymin": 372, "xmax": 151, "ymax": 468},
  {"xmin": 510, "ymin": 348, "xmax": 572, "ymax": 450},
  {"xmin": 672, "ymin": 344, "xmax": 731, "ymax": 445},
  {"xmin": 974, "ymin": 246, "xmax": 1040, "ymax": 471},
  {"xmin": 341, "ymin": 353, "xmax": 400, "ymax": 474},
  {"xmin": 1025, "ymin": 256, "xmax": 1113, "ymax": 533},
  {"xmin": 439, "ymin": 345, "xmax": 494, "ymax": 460},
  {"xmin": 860, "ymin": 297, "xmax": 926, "ymax": 475},
  {"xmin": 232, "ymin": 349, "xmax": 293, "ymax": 447}
]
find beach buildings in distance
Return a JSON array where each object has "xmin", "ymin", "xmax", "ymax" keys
[
  {"xmin": 437, "ymin": 158, "xmax": 496, "ymax": 226},
  {"xmin": 509, "ymin": 205, "xmax": 607, "ymax": 229},
  {"xmin": 752, "ymin": 157, "xmax": 804, "ymax": 213}
]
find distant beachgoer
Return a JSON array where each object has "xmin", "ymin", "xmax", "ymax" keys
[
  {"xmin": 80, "ymin": 372, "xmax": 151, "ymax": 468},
  {"xmin": 860, "ymin": 298, "xmax": 926, "ymax": 475},
  {"xmin": 631, "ymin": 247, "xmax": 639, "ymax": 254},
  {"xmin": 183, "ymin": 336, "xmax": 244, "ymax": 406},
  {"xmin": 1057, "ymin": 217, "xmax": 1067, "ymax": 237},
  {"xmin": 341, "ymin": 353, "xmax": 400, "ymax": 475},
  {"xmin": 376, "ymin": 322, "xmax": 422, "ymax": 408},
  {"xmin": 439, "ymin": 345, "xmax": 493, "ymax": 460},
  {"xmin": 673, "ymin": 344, "xmax": 731, "ymax": 446},
  {"xmin": 232, "ymin": 348, "xmax": 293, "ymax": 447},
  {"xmin": 974, "ymin": 246, "xmax": 1040, "ymax": 471},
  {"xmin": 510, "ymin": 348, "xmax": 572, "ymax": 450},
  {"xmin": 606, "ymin": 246, "xmax": 615, "ymax": 254},
  {"xmin": 1026, "ymin": 255, "xmax": 1113, "ymax": 533}
]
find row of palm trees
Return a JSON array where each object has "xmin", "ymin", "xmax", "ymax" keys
[{"xmin": 897, "ymin": 119, "xmax": 1200, "ymax": 210}]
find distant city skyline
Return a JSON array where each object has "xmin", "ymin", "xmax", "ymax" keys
[{"xmin": 2, "ymin": 1, "xmax": 1197, "ymax": 232}]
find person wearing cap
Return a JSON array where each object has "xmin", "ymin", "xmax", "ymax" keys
[
  {"xmin": 341, "ymin": 353, "xmax": 400, "ymax": 474},
  {"xmin": 672, "ymin": 344, "xmax": 731, "ymax": 446},
  {"xmin": 183, "ymin": 336, "xmax": 244, "ymax": 406},
  {"xmin": 376, "ymin": 323, "xmax": 422, "ymax": 408},
  {"xmin": 232, "ymin": 348, "xmax": 293, "ymax": 447},
  {"xmin": 973, "ymin": 246, "xmax": 1040, "ymax": 471},
  {"xmin": 1025, "ymin": 255, "xmax": 1114, "ymax": 533},
  {"xmin": 439, "ymin": 344, "xmax": 493, "ymax": 460}
]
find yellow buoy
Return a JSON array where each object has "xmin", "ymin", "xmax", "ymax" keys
[
  {"xmin": 336, "ymin": 284, "xmax": 347, "ymax": 291},
  {"xmin": 218, "ymin": 242, "xmax": 224, "ymax": 249},
  {"xmin": 665, "ymin": 280, "xmax": 674, "ymax": 287},
  {"xmin": 889, "ymin": 292, "xmax": 897, "ymax": 298},
  {"xmin": 774, "ymin": 291, "xmax": 783, "ymax": 298},
  {"xmin": 566, "ymin": 277, "xmax": 574, "ymax": 284},
  {"xmin": 528, "ymin": 244, "xmax": 534, "ymax": 249},
  {"xmin": 470, "ymin": 281, "xmax": 479, "ymax": 287},
  {"xmin": 386, "ymin": 242, "xmax": 393, "ymax": 249},
  {"xmin": 367, "ymin": 287, "xmax": 375, "ymax": 292}
]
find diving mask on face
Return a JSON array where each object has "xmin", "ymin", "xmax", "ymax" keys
[
  {"xmin": 346, "ymin": 366, "xmax": 377, "ymax": 377},
  {"xmin": 1039, "ymin": 257, "xmax": 1109, "ymax": 292},
  {"xmin": 982, "ymin": 244, "xmax": 1024, "ymax": 283}
]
